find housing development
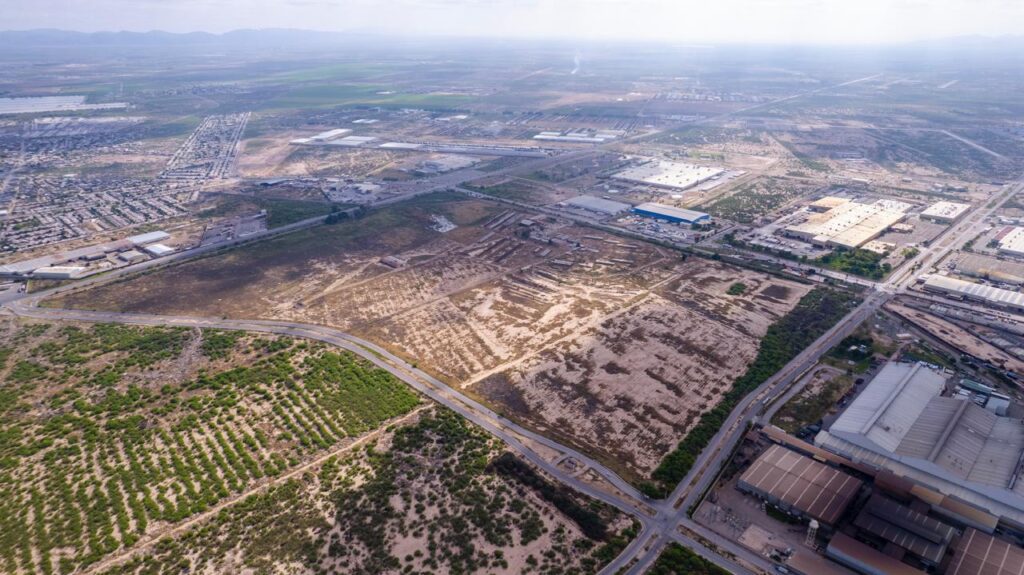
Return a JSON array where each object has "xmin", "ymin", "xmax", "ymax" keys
[{"xmin": 0, "ymin": 18, "xmax": 1023, "ymax": 575}]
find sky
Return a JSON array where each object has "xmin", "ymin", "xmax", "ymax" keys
[{"xmin": 6, "ymin": 0, "xmax": 1024, "ymax": 45}]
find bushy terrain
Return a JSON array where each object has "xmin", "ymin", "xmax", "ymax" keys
[
  {"xmin": 0, "ymin": 320, "xmax": 419, "ymax": 574},
  {"xmin": 646, "ymin": 287, "xmax": 858, "ymax": 496},
  {"xmin": 103, "ymin": 409, "xmax": 634, "ymax": 575}
]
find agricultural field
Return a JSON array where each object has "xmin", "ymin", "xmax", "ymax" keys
[{"xmin": 0, "ymin": 318, "xmax": 420, "ymax": 574}]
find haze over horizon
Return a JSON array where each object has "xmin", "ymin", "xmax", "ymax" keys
[{"xmin": 7, "ymin": 0, "xmax": 1024, "ymax": 46}]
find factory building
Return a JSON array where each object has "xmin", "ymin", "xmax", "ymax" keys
[
  {"xmin": 143, "ymin": 243, "xmax": 174, "ymax": 257},
  {"xmin": 785, "ymin": 201, "xmax": 907, "ymax": 249},
  {"xmin": 737, "ymin": 444, "xmax": 863, "ymax": 528},
  {"xmin": 816, "ymin": 362, "xmax": 1024, "ymax": 530},
  {"xmin": 948, "ymin": 528, "xmax": 1024, "ymax": 575},
  {"xmin": 808, "ymin": 196, "xmax": 852, "ymax": 213},
  {"xmin": 851, "ymin": 494, "xmax": 956, "ymax": 568},
  {"xmin": 31, "ymin": 266, "xmax": 87, "ymax": 280},
  {"xmin": 613, "ymin": 160, "xmax": 724, "ymax": 191},
  {"xmin": 565, "ymin": 195, "xmax": 631, "ymax": 216},
  {"xmin": 825, "ymin": 533, "xmax": 927, "ymax": 575},
  {"xmin": 998, "ymin": 227, "xmax": 1024, "ymax": 258},
  {"xmin": 922, "ymin": 275, "xmax": 1024, "ymax": 313},
  {"xmin": 921, "ymin": 201, "xmax": 971, "ymax": 224},
  {"xmin": 632, "ymin": 203, "xmax": 710, "ymax": 225},
  {"xmin": 128, "ymin": 230, "xmax": 170, "ymax": 247}
]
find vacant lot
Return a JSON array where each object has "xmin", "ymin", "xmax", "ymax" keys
[{"xmin": 51, "ymin": 193, "xmax": 813, "ymax": 485}]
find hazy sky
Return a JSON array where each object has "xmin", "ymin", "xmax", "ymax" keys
[{"xmin": 7, "ymin": 0, "xmax": 1024, "ymax": 45}]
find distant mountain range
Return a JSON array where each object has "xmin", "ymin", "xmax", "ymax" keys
[
  {"xmin": 0, "ymin": 28, "xmax": 1022, "ymax": 52},
  {"xmin": 0, "ymin": 28, "xmax": 366, "ymax": 47}
]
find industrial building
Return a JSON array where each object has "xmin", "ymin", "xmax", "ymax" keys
[
  {"xmin": 948, "ymin": 528, "xmax": 1024, "ymax": 575},
  {"xmin": 632, "ymin": 203, "xmax": 710, "ymax": 225},
  {"xmin": 998, "ymin": 227, "xmax": 1024, "ymax": 258},
  {"xmin": 825, "ymin": 532, "xmax": 926, "ymax": 575},
  {"xmin": 816, "ymin": 362, "xmax": 1024, "ymax": 530},
  {"xmin": 128, "ymin": 230, "xmax": 170, "ymax": 247},
  {"xmin": 922, "ymin": 275, "xmax": 1024, "ymax": 313},
  {"xmin": 851, "ymin": 494, "xmax": 956, "ymax": 567},
  {"xmin": 143, "ymin": 243, "xmax": 174, "ymax": 257},
  {"xmin": 921, "ymin": 201, "xmax": 971, "ymax": 223},
  {"xmin": 737, "ymin": 444, "xmax": 863, "ymax": 527},
  {"xmin": 612, "ymin": 160, "xmax": 724, "ymax": 191},
  {"xmin": 31, "ymin": 266, "xmax": 88, "ymax": 280},
  {"xmin": 532, "ymin": 129, "xmax": 621, "ymax": 144},
  {"xmin": 565, "ymin": 195, "xmax": 631, "ymax": 216},
  {"xmin": 785, "ymin": 201, "xmax": 907, "ymax": 249},
  {"xmin": 809, "ymin": 196, "xmax": 852, "ymax": 213}
]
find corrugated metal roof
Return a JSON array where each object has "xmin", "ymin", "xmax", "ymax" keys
[
  {"xmin": 738, "ymin": 444, "xmax": 862, "ymax": 525},
  {"xmin": 948, "ymin": 528, "xmax": 1024, "ymax": 575},
  {"xmin": 566, "ymin": 195, "xmax": 630, "ymax": 215},
  {"xmin": 826, "ymin": 532, "xmax": 927, "ymax": 575},
  {"xmin": 853, "ymin": 494, "xmax": 955, "ymax": 564},
  {"xmin": 923, "ymin": 275, "xmax": 1024, "ymax": 312},
  {"xmin": 632, "ymin": 202, "xmax": 709, "ymax": 222},
  {"xmin": 831, "ymin": 363, "xmax": 947, "ymax": 452}
]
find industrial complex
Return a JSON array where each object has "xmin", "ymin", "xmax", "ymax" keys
[
  {"xmin": 784, "ymin": 198, "xmax": 909, "ymax": 249},
  {"xmin": 816, "ymin": 362, "xmax": 1024, "ymax": 530},
  {"xmin": 612, "ymin": 160, "xmax": 724, "ymax": 192}
]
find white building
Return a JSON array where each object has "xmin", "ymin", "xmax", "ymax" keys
[
  {"xmin": 784, "ymin": 201, "xmax": 907, "ymax": 249},
  {"xmin": 921, "ymin": 201, "xmax": 971, "ymax": 224},
  {"xmin": 998, "ymin": 227, "xmax": 1024, "ymax": 258},
  {"xmin": 612, "ymin": 160, "xmax": 724, "ymax": 192}
]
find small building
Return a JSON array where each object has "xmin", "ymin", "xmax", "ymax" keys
[
  {"xmin": 32, "ymin": 266, "xmax": 87, "ymax": 280},
  {"xmin": 128, "ymin": 230, "xmax": 170, "ymax": 247},
  {"xmin": 632, "ymin": 203, "xmax": 710, "ymax": 225},
  {"xmin": 118, "ymin": 250, "xmax": 147, "ymax": 263},
  {"xmin": 921, "ymin": 201, "xmax": 971, "ymax": 223},
  {"xmin": 737, "ymin": 444, "xmax": 862, "ymax": 528},
  {"xmin": 143, "ymin": 243, "xmax": 174, "ymax": 257}
]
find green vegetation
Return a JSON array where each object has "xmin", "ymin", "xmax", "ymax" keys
[
  {"xmin": 0, "ymin": 321, "xmax": 419, "ymax": 574},
  {"xmin": 727, "ymin": 282, "xmax": 748, "ymax": 296},
  {"xmin": 648, "ymin": 543, "xmax": 730, "ymax": 575},
  {"xmin": 105, "ymin": 408, "xmax": 630, "ymax": 574},
  {"xmin": 646, "ymin": 287, "xmax": 858, "ymax": 497},
  {"xmin": 815, "ymin": 248, "xmax": 892, "ymax": 280},
  {"xmin": 198, "ymin": 195, "xmax": 334, "ymax": 228},
  {"xmin": 701, "ymin": 177, "xmax": 812, "ymax": 223},
  {"xmin": 773, "ymin": 373, "xmax": 853, "ymax": 433}
]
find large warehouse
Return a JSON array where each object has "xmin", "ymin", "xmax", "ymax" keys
[
  {"xmin": 852, "ymin": 494, "xmax": 956, "ymax": 567},
  {"xmin": 815, "ymin": 362, "xmax": 1024, "ymax": 529},
  {"xmin": 737, "ymin": 444, "xmax": 863, "ymax": 527},
  {"xmin": 565, "ymin": 195, "xmax": 631, "ymax": 216},
  {"xmin": 785, "ymin": 200, "xmax": 908, "ymax": 249},
  {"xmin": 922, "ymin": 275, "xmax": 1024, "ymax": 313},
  {"xmin": 921, "ymin": 201, "xmax": 971, "ymax": 223},
  {"xmin": 632, "ymin": 203, "xmax": 710, "ymax": 225},
  {"xmin": 998, "ymin": 226, "xmax": 1024, "ymax": 258},
  {"xmin": 613, "ymin": 160, "xmax": 724, "ymax": 191}
]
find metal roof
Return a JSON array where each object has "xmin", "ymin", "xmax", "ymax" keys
[
  {"xmin": 830, "ymin": 363, "xmax": 947, "ymax": 453},
  {"xmin": 948, "ymin": 528, "xmax": 1024, "ymax": 575},
  {"xmin": 923, "ymin": 275, "xmax": 1024, "ymax": 312},
  {"xmin": 738, "ymin": 444, "xmax": 862, "ymax": 525},
  {"xmin": 826, "ymin": 532, "xmax": 927, "ymax": 575},
  {"xmin": 853, "ymin": 495, "xmax": 954, "ymax": 564},
  {"xmin": 566, "ymin": 195, "xmax": 630, "ymax": 215},
  {"xmin": 128, "ymin": 230, "xmax": 170, "ymax": 246},
  {"xmin": 632, "ymin": 202, "xmax": 709, "ymax": 223}
]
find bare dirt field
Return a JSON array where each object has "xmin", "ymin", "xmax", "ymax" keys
[{"xmin": 52, "ymin": 192, "xmax": 811, "ymax": 483}]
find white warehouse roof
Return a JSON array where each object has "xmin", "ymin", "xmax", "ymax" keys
[
  {"xmin": 613, "ymin": 160, "xmax": 724, "ymax": 191},
  {"xmin": 128, "ymin": 230, "xmax": 170, "ymax": 246},
  {"xmin": 923, "ymin": 275, "xmax": 1024, "ymax": 312},
  {"xmin": 922, "ymin": 201, "xmax": 970, "ymax": 222},
  {"xmin": 817, "ymin": 362, "xmax": 1024, "ymax": 528},
  {"xmin": 998, "ymin": 227, "xmax": 1024, "ymax": 257}
]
